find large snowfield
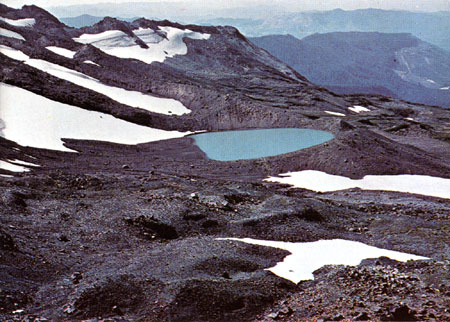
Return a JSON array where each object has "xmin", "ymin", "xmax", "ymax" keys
[
  {"xmin": 219, "ymin": 238, "xmax": 427, "ymax": 283},
  {"xmin": 0, "ymin": 45, "xmax": 191, "ymax": 115},
  {"xmin": 265, "ymin": 170, "xmax": 450, "ymax": 199},
  {"xmin": 0, "ymin": 83, "xmax": 191, "ymax": 152},
  {"xmin": 73, "ymin": 26, "xmax": 210, "ymax": 64}
]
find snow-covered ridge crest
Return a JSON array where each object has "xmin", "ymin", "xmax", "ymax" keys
[
  {"xmin": 0, "ymin": 16, "xmax": 35, "ymax": 27},
  {"xmin": 73, "ymin": 26, "xmax": 210, "ymax": 64}
]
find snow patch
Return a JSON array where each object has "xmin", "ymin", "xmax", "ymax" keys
[
  {"xmin": 1, "ymin": 45, "xmax": 190, "ymax": 115},
  {"xmin": 348, "ymin": 105, "xmax": 370, "ymax": 113},
  {"xmin": 9, "ymin": 159, "xmax": 40, "ymax": 167},
  {"xmin": 83, "ymin": 60, "xmax": 100, "ymax": 66},
  {"xmin": 46, "ymin": 46, "xmax": 76, "ymax": 59},
  {"xmin": 218, "ymin": 238, "xmax": 427, "ymax": 283},
  {"xmin": 73, "ymin": 26, "xmax": 210, "ymax": 64},
  {"xmin": 0, "ymin": 27, "xmax": 25, "ymax": 40},
  {"xmin": 0, "ymin": 160, "xmax": 30, "ymax": 172},
  {"xmin": 265, "ymin": 170, "xmax": 450, "ymax": 199},
  {"xmin": 0, "ymin": 83, "xmax": 191, "ymax": 152},
  {"xmin": 0, "ymin": 17, "xmax": 35, "ymax": 27},
  {"xmin": 0, "ymin": 174, "xmax": 14, "ymax": 178},
  {"xmin": 325, "ymin": 111, "xmax": 346, "ymax": 117},
  {"xmin": 0, "ymin": 45, "xmax": 29, "ymax": 60},
  {"xmin": 440, "ymin": 86, "xmax": 450, "ymax": 90},
  {"xmin": 12, "ymin": 309, "xmax": 24, "ymax": 314},
  {"xmin": 426, "ymin": 79, "xmax": 436, "ymax": 84}
]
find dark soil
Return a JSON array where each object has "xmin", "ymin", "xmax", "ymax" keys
[{"xmin": 1, "ymin": 134, "xmax": 448, "ymax": 321}]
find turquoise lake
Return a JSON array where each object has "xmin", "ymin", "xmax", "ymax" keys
[{"xmin": 192, "ymin": 128, "xmax": 334, "ymax": 161}]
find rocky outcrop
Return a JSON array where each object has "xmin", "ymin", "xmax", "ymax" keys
[{"xmin": 258, "ymin": 259, "xmax": 450, "ymax": 321}]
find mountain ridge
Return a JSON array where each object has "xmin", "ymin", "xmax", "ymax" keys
[
  {"xmin": 61, "ymin": 14, "xmax": 138, "ymax": 28},
  {"xmin": 250, "ymin": 32, "xmax": 450, "ymax": 108}
]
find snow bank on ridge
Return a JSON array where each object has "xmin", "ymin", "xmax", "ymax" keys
[
  {"xmin": 0, "ymin": 44, "xmax": 28, "ymax": 60},
  {"xmin": 0, "ymin": 160, "xmax": 30, "ymax": 172},
  {"xmin": 73, "ymin": 26, "xmax": 210, "ymax": 64},
  {"xmin": 0, "ymin": 27, "xmax": 25, "ymax": 40},
  {"xmin": 0, "ymin": 16, "xmax": 35, "ymax": 27}
]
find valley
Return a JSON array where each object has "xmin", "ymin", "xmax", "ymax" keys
[{"xmin": 250, "ymin": 33, "xmax": 450, "ymax": 108}]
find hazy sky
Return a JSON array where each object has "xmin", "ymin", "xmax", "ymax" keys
[{"xmin": 3, "ymin": 0, "xmax": 450, "ymax": 12}]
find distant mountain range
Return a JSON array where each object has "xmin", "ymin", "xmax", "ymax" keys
[
  {"xmin": 58, "ymin": 8, "xmax": 450, "ymax": 51},
  {"xmin": 50, "ymin": 2, "xmax": 287, "ymax": 23},
  {"xmin": 251, "ymin": 32, "xmax": 450, "ymax": 107},
  {"xmin": 60, "ymin": 14, "xmax": 137, "ymax": 28},
  {"xmin": 199, "ymin": 9, "xmax": 450, "ymax": 52}
]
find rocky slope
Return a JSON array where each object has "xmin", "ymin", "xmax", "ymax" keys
[{"xmin": 1, "ymin": 4, "xmax": 449, "ymax": 322}]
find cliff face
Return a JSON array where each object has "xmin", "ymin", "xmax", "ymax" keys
[{"xmin": 0, "ymin": 5, "xmax": 449, "ymax": 322}]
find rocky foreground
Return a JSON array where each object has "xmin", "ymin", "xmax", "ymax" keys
[
  {"xmin": 1, "ymin": 4, "xmax": 449, "ymax": 322},
  {"xmin": 1, "ymin": 135, "xmax": 449, "ymax": 321}
]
